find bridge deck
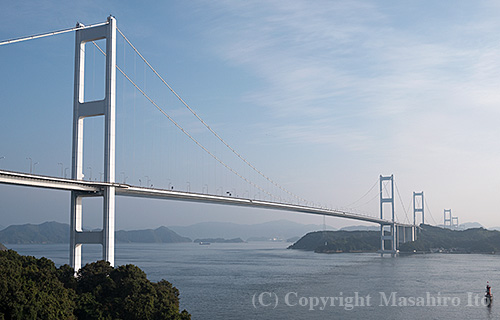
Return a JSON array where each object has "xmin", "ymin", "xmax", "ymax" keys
[{"xmin": 0, "ymin": 170, "xmax": 414, "ymax": 227}]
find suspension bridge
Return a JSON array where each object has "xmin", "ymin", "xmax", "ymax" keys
[{"xmin": 0, "ymin": 17, "xmax": 426, "ymax": 271}]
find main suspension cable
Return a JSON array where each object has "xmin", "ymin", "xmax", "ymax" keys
[
  {"xmin": 0, "ymin": 22, "xmax": 108, "ymax": 46},
  {"xmin": 1, "ymin": 21, "xmax": 400, "ymax": 219},
  {"xmin": 345, "ymin": 178, "xmax": 379, "ymax": 208},
  {"xmin": 116, "ymin": 27, "xmax": 307, "ymax": 204},
  {"xmin": 424, "ymin": 197, "xmax": 438, "ymax": 225},
  {"xmin": 92, "ymin": 41, "xmax": 275, "ymax": 200},
  {"xmin": 394, "ymin": 181, "xmax": 411, "ymax": 224}
]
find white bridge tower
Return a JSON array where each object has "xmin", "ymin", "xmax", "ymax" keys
[
  {"xmin": 443, "ymin": 209, "xmax": 452, "ymax": 228},
  {"xmin": 379, "ymin": 175, "xmax": 397, "ymax": 256},
  {"xmin": 70, "ymin": 16, "xmax": 116, "ymax": 272},
  {"xmin": 413, "ymin": 191, "xmax": 424, "ymax": 239}
]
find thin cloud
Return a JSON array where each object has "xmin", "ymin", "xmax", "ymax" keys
[
  {"xmin": 193, "ymin": 0, "xmax": 500, "ymax": 226},
  {"xmin": 203, "ymin": 0, "xmax": 500, "ymax": 127}
]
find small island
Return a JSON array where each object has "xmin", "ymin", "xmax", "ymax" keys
[
  {"xmin": 288, "ymin": 230, "xmax": 379, "ymax": 253},
  {"xmin": 193, "ymin": 238, "xmax": 245, "ymax": 244},
  {"xmin": 289, "ymin": 225, "xmax": 500, "ymax": 254}
]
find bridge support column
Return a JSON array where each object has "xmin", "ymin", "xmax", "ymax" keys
[
  {"xmin": 393, "ymin": 225, "xmax": 415, "ymax": 249},
  {"xmin": 396, "ymin": 225, "xmax": 408, "ymax": 246},
  {"xmin": 401, "ymin": 225, "xmax": 415, "ymax": 245},
  {"xmin": 396, "ymin": 225, "xmax": 399, "ymax": 246},
  {"xmin": 69, "ymin": 194, "xmax": 82, "ymax": 269},
  {"xmin": 378, "ymin": 175, "xmax": 398, "ymax": 257},
  {"xmin": 406, "ymin": 226, "xmax": 414, "ymax": 242},
  {"xmin": 380, "ymin": 223, "xmax": 397, "ymax": 257},
  {"xmin": 70, "ymin": 16, "xmax": 116, "ymax": 272}
]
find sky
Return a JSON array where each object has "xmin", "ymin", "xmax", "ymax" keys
[{"xmin": 2, "ymin": 0, "xmax": 500, "ymax": 230}]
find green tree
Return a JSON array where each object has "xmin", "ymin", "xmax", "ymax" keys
[
  {"xmin": 70, "ymin": 261, "xmax": 190, "ymax": 320},
  {"xmin": 0, "ymin": 251, "xmax": 190, "ymax": 320},
  {"xmin": 0, "ymin": 250, "xmax": 75, "ymax": 319}
]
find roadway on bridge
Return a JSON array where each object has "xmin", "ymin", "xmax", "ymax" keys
[{"xmin": 0, "ymin": 169, "xmax": 414, "ymax": 227}]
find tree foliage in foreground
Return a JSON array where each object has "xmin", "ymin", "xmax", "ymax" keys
[{"xmin": 0, "ymin": 250, "xmax": 190, "ymax": 320}]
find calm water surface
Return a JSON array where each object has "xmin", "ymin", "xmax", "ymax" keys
[{"xmin": 7, "ymin": 242, "xmax": 500, "ymax": 320}]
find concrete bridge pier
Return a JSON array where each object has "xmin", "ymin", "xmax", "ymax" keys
[
  {"xmin": 379, "ymin": 223, "xmax": 398, "ymax": 257},
  {"xmin": 396, "ymin": 225, "xmax": 415, "ymax": 247}
]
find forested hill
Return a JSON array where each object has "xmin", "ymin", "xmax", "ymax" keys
[
  {"xmin": 289, "ymin": 225, "xmax": 500, "ymax": 254},
  {"xmin": 288, "ymin": 230, "xmax": 380, "ymax": 253},
  {"xmin": 399, "ymin": 224, "xmax": 500, "ymax": 253},
  {"xmin": 116, "ymin": 227, "xmax": 191, "ymax": 243},
  {"xmin": 0, "ymin": 221, "xmax": 69, "ymax": 244}
]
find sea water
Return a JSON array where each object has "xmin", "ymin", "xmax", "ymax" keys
[{"xmin": 7, "ymin": 242, "xmax": 500, "ymax": 319}]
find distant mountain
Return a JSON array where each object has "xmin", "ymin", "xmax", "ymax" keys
[
  {"xmin": 0, "ymin": 222, "xmax": 190, "ymax": 244},
  {"xmin": 169, "ymin": 220, "xmax": 336, "ymax": 241},
  {"xmin": 0, "ymin": 225, "xmax": 5, "ymax": 231},
  {"xmin": 460, "ymin": 222, "xmax": 483, "ymax": 229},
  {"xmin": 0, "ymin": 221, "xmax": 69, "ymax": 244},
  {"xmin": 340, "ymin": 225, "xmax": 379, "ymax": 231},
  {"xmin": 116, "ymin": 226, "xmax": 191, "ymax": 243},
  {"xmin": 247, "ymin": 237, "xmax": 276, "ymax": 242},
  {"xmin": 246, "ymin": 236, "xmax": 287, "ymax": 242},
  {"xmin": 436, "ymin": 222, "xmax": 484, "ymax": 230}
]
